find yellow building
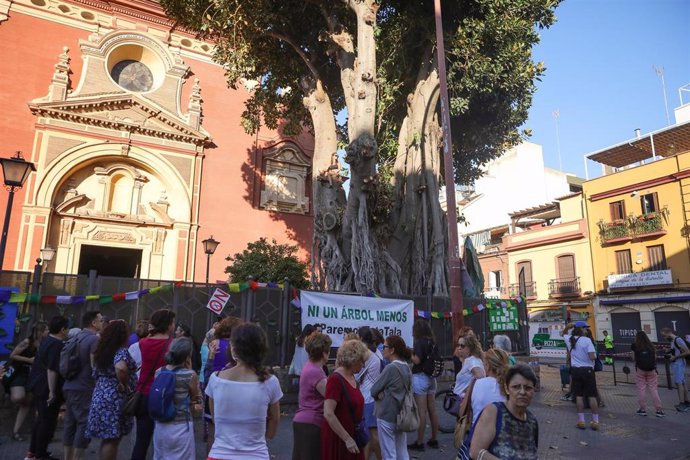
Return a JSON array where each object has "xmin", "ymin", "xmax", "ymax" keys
[
  {"xmin": 503, "ymin": 192, "xmax": 595, "ymax": 358},
  {"xmin": 584, "ymin": 108, "xmax": 690, "ymax": 344}
]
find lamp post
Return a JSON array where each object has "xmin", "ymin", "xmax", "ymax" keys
[
  {"xmin": 40, "ymin": 246, "xmax": 56, "ymax": 273},
  {"xmin": 434, "ymin": 0, "xmax": 464, "ymax": 336},
  {"xmin": 202, "ymin": 235, "xmax": 220, "ymax": 284},
  {"xmin": 0, "ymin": 152, "xmax": 36, "ymax": 269}
]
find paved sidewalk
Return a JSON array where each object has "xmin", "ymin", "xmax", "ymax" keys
[{"xmin": 1, "ymin": 364, "xmax": 689, "ymax": 459}]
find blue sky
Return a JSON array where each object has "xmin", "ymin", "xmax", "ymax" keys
[{"xmin": 525, "ymin": 0, "xmax": 690, "ymax": 180}]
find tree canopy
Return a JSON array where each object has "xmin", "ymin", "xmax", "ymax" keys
[
  {"xmin": 225, "ymin": 238, "xmax": 309, "ymax": 289},
  {"xmin": 163, "ymin": 0, "xmax": 561, "ymax": 296}
]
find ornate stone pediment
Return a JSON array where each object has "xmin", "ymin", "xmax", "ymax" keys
[
  {"xmin": 29, "ymin": 93, "xmax": 211, "ymax": 146},
  {"xmin": 259, "ymin": 143, "xmax": 311, "ymax": 214}
]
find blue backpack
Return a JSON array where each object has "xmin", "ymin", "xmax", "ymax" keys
[{"xmin": 148, "ymin": 367, "xmax": 186, "ymax": 422}]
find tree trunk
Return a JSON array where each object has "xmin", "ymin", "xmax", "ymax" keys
[
  {"xmin": 304, "ymin": 78, "xmax": 350, "ymax": 291},
  {"xmin": 388, "ymin": 51, "xmax": 449, "ymax": 296}
]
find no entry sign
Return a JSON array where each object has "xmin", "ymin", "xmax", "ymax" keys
[{"xmin": 206, "ymin": 288, "xmax": 231, "ymax": 315}]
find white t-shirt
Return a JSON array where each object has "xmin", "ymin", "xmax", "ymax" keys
[
  {"xmin": 454, "ymin": 355, "xmax": 485, "ymax": 397},
  {"xmin": 127, "ymin": 342, "xmax": 142, "ymax": 378},
  {"xmin": 471, "ymin": 377, "xmax": 506, "ymax": 424},
  {"xmin": 564, "ymin": 334, "xmax": 595, "ymax": 368},
  {"xmin": 355, "ymin": 352, "xmax": 382, "ymax": 404},
  {"xmin": 205, "ymin": 373, "xmax": 283, "ymax": 459}
]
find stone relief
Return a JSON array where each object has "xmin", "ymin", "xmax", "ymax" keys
[{"xmin": 259, "ymin": 146, "xmax": 310, "ymax": 214}]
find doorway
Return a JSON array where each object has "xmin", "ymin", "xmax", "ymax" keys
[{"xmin": 78, "ymin": 245, "xmax": 142, "ymax": 277}]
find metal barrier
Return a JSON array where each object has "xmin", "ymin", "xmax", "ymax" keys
[{"xmin": 3, "ymin": 269, "xmax": 531, "ymax": 367}]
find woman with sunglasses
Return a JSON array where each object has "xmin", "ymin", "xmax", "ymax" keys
[
  {"xmin": 461, "ymin": 364, "xmax": 539, "ymax": 460},
  {"xmin": 453, "ymin": 333, "xmax": 485, "ymax": 400}
]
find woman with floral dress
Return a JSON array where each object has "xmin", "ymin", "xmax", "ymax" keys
[{"xmin": 86, "ymin": 320, "xmax": 137, "ymax": 460}]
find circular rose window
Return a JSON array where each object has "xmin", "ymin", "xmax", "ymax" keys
[{"xmin": 110, "ymin": 60, "xmax": 154, "ymax": 92}]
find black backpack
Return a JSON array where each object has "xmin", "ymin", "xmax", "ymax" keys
[
  {"xmin": 422, "ymin": 340, "xmax": 443, "ymax": 378},
  {"xmin": 635, "ymin": 346, "xmax": 657, "ymax": 371}
]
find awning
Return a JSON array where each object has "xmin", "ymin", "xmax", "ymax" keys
[{"xmin": 587, "ymin": 120, "xmax": 690, "ymax": 168}]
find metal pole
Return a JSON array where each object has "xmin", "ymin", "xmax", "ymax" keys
[
  {"xmin": 0, "ymin": 188, "xmax": 16, "ymax": 269},
  {"xmin": 205, "ymin": 252, "xmax": 211, "ymax": 285},
  {"xmin": 434, "ymin": 0, "xmax": 464, "ymax": 338},
  {"xmin": 279, "ymin": 278, "xmax": 290, "ymax": 367}
]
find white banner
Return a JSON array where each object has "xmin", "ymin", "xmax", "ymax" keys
[
  {"xmin": 300, "ymin": 291, "xmax": 414, "ymax": 347},
  {"xmin": 608, "ymin": 269, "xmax": 672, "ymax": 290}
]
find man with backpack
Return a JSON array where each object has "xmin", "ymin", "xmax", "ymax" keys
[
  {"xmin": 661, "ymin": 328, "xmax": 690, "ymax": 412},
  {"xmin": 61, "ymin": 311, "xmax": 103, "ymax": 460},
  {"xmin": 26, "ymin": 315, "xmax": 69, "ymax": 460}
]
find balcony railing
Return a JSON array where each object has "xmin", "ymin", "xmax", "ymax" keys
[
  {"xmin": 509, "ymin": 281, "xmax": 537, "ymax": 298},
  {"xmin": 598, "ymin": 209, "xmax": 667, "ymax": 244},
  {"xmin": 599, "ymin": 220, "xmax": 629, "ymax": 242},
  {"xmin": 548, "ymin": 277, "xmax": 581, "ymax": 297},
  {"xmin": 484, "ymin": 286, "xmax": 505, "ymax": 298},
  {"xmin": 631, "ymin": 213, "xmax": 665, "ymax": 236}
]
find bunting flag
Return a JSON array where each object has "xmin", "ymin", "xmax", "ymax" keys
[{"xmin": 0, "ymin": 278, "xmax": 291, "ymax": 307}]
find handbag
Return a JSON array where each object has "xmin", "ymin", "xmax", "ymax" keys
[
  {"xmin": 443, "ymin": 391, "xmax": 461, "ymax": 417},
  {"xmin": 121, "ymin": 390, "xmax": 142, "ymax": 416},
  {"xmin": 336, "ymin": 373, "xmax": 370, "ymax": 449},
  {"xmin": 594, "ymin": 356, "xmax": 604, "ymax": 372},
  {"xmin": 454, "ymin": 379, "xmax": 475, "ymax": 449},
  {"xmin": 122, "ymin": 338, "xmax": 171, "ymax": 416},
  {"xmin": 2, "ymin": 364, "xmax": 17, "ymax": 391},
  {"xmin": 391, "ymin": 365, "xmax": 419, "ymax": 432}
]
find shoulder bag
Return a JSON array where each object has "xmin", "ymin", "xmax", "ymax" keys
[
  {"xmin": 122, "ymin": 338, "xmax": 171, "ymax": 416},
  {"xmin": 391, "ymin": 364, "xmax": 419, "ymax": 432},
  {"xmin": 335, "ymin": 373, "xmax": 370, "ymax": 449},
  {"xmin": 454, "ymin": 378, "xmax": 476, "ymax": 449}
]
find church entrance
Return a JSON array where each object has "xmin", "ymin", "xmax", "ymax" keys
[{"xmin": 78, "ymin": 245, "xmax": 143, "ymax": 277}]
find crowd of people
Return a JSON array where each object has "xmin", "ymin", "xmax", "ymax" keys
[
  {"xmin": 0, "ymin": 309, "xmax": 280, "ymax": 460},
  {"xmin": 0, "ymin": 310, "xmax": 687, "ymax": 460}
]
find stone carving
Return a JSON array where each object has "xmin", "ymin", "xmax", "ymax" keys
[
  {"xmin": 93, "ymin": 231, "xmax": 136, "ymax": 243},
  {"xmin": 259, "ymin": 145, "xmax": 310, "ymax": 214},
  {"xmin": 49, "ymin": 47, "xmax": 71, "ymax": 101},
  {"xmin": 59, "ymin": 218, "xmax": 74, "ymax": 246}
]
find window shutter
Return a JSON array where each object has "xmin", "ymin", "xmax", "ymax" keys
[
  {"xmin": 558, "ymin": 255, "xmax": 576, "ymax": 280},
  {"xmin": 647, "ymin": 245, "xmax": 667, "ymax": 271},
  {"xmin": 615, "ymin": 250, "xmax": 632, "ymax": 274}
]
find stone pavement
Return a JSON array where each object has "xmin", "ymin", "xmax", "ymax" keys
[{"xmin": 1, "ymin": 364, "xmax": 689, "ymax": 459}]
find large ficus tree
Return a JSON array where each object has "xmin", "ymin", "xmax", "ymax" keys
[{"xmin": 162, "ymin": 0, "xmax": 560, "ymax": 296}]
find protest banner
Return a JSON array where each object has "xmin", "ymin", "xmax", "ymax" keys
[
  {"xmin": 206, "ymin": 288, "xmax": 231, "ymax": 315},
  {"xmin": 300, "ymin": 291, "xmax": 413, "ymax": 347}
]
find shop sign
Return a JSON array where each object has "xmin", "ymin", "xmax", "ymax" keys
[{"xmin": 608, "ymin": 270, "xmax": 672, "ymax": 290}]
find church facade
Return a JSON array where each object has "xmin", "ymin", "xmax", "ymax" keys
[{"xmin": 0, "ymin": 0, "xmax": 313, "ymax": 281}]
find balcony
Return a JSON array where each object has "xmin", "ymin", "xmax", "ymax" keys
[
  {"xmin": 598, "ymin": 210, "xmax": 667, "ymax": 245},
  {"xmin": 484, "ymin": 286, "xmax": 505, "ymax": 299},
  {"xmin": 599, "ymin": 219, "xmax": 630, "ymax": 243},
  {"xmin": 548, "ymin": 277, "xmax": 581, "ymax": 298},
  {"xmin": 630, "ymin": 212, "xmax": 666, "ymax": 238},
  {"xmin": 509, "ymin": 281, "xmax": 537, "ymax": 299}
]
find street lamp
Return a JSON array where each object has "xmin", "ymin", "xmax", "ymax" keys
[
  {"xmin": 202, "ymin": 235, "xmax": 220, "ymax": 284},
  {"xmin": 0, "ymin": 152, "xmax": 36, "ymax": 269},
  {"xmin": 40, "ymin": 246, "xmax": 56, "ymax": 273}
]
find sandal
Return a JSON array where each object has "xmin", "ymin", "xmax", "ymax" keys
[{"xmin": 12, "ymin": 432, "xmax": 25, "ymax": 441}]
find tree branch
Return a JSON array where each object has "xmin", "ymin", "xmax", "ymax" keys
[{"xmin": 264, "ymin": 31, "xmax": 321, "ymax": 82}]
